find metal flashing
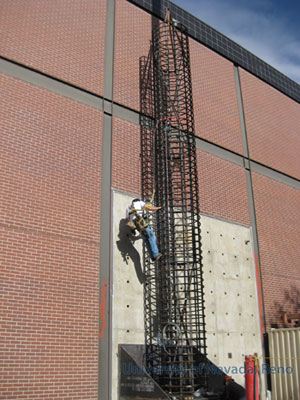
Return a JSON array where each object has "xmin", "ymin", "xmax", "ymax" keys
[
  {"xmin": 112, "ymin": 103, "xmax": 141, "ymax": 124},
  {"xmin": 195, "ymin": 137, "xmax": 244, "ymax": 167},
  {"xmin": 0, "ymin": 57, "xmax": 104, "ymax": 110},
  {"xmin": 250, "ymin": 161, "xmax": 300, "ymax": 190}
]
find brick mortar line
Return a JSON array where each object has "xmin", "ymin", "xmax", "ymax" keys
[
  {"xmin": 1, "ymin": 56, "xmax": 299, "ymax": 186},
  {"xmin": 262, "ymin": 271, "xmax": 300, "ymax": 281},
  {"xmin": 0, "ymin": 222, "xmax": 99, "ymax": 247},
  {"xmin": 0, "ymin": 55, "xmax": 103, "ymax": 99}
]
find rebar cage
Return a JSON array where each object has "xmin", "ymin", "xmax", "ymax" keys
[{"xmin": 140, "ymin": 17, "xmax": 207, "ymax": 398}]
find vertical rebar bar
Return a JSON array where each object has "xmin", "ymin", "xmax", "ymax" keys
[{"xmin": 141, "ymin": 17, "xmax": 207, "ymax": 398}]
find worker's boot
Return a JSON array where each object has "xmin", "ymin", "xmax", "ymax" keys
[{"xmin": 152, "ymin": 253, "xmax": 162, "ymax": 262}]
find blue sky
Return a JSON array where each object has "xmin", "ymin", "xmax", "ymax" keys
[{"xmin": 172, "ymin": 0, "xmax": 300, "ymax": 84}]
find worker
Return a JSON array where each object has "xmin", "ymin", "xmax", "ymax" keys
[{"xmin": 126, "ymin": 198, "xmax": 162, "ymax": 262}]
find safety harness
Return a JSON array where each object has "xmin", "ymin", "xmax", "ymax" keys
[
  {"xmin": 129, "ymin": 191, "xmax": 155, "ymax": 234},
  {"xmin": 130, "ymin": 206, "xmax": 149, "ymax": 234}
]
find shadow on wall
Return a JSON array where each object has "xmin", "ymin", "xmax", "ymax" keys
[
  {"xmin": 116, "ymin": 218, "xmax": 147, "ymax": 285},
  {"xmin": 271, "ymin": 286, "xmax": 300, "ymax": 328}
]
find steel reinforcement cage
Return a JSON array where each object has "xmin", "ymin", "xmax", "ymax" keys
[{"xmin": 140, "ymin": 17, "xmax": 207, "ymax": 397}]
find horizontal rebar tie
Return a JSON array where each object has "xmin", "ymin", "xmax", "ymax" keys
[{"xmin": 141, "ymin": 19, "xmax": 207, "ymax": 398}]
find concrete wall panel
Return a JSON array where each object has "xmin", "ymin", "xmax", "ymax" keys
[
  {"xmin": 202, "ymin": 215, "xmax": 262, "ymax": 387},
  {"xmin": 112, "ymin": 191, "xmax": 144, "ymax": 400},
  {"xmin": 112, "ymin": 192, "xmax": 262, "ymax": 393}
]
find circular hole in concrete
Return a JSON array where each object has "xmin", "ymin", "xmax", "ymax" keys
[
  {"xmin": 127, "ymin": 330, "xmax": 130, "ymax": 333},
  {"xmin": 233, "ymin": 237, "xmax": 235, "ymax": 240},
  {"xmin": 234, "ymin": 255, "xmax": 237, "ymax": 258},
  {"xmin": 239, "ymin": 313, "xmax": 242, "ymax": 316},
  {"xmin": 226, "ymin": 312, "xmax": 228, "ymax": 315},
  {"xmin": 241, "ymin": 333, "xmax": 243, "ymax": 336},
  {"xmin": 212, "ymin": 311, "xmax": 215, "ymax": 314},
  {"xmin": 251, "ymin": 314, "xmax": 254, "ymax": 317},
  {"xmin": 253, "ymin": 334, "xmax": 256, "ymax": 336},
  {"xmin": 127, "ymin": 280, "xmax": 130, "ymax": 284},
  {"xmin": 207, "ymin": 231, "xmax": 209, "ymax": 234},
  {"xmin": 208, "ymin": 250, "xmax": 210, "ymax": 254},
  {"xmin": 250, "ymin": 295, "xmax": 253, "ymax": 298},
  {"xmin": 247, "ymin": 258, "xmax": 249, "ymax": 261},
  {"xmin": 222, "ymin": 253, "xmax": 224, "ymax": 256},
  {"xmin": 227, "ymin": 333, "xmax": 230, "ymax": 336},
  {"xmin": 210, "ymin": 291, "xmax": 213, "ymax": 294},
  {"xmin": 237, "ymin": 293, "xmax": 240, "ymax": 296},
  {"xmin": 248, "ymin": 276, "xmax": 251, "ymax": 279},
  {"xmin": 223, "ymin": 272, "xmax": 226, "ymax": 275},
  {"xmin": 213, "ymin": 333, "xmax": 216, "ymax": 336},
  {"xmin": 209, "ymin": 270, "xmax": 212, "ymax": 273},
  {"xmin": 127, "ymin": 305, "xmax": 130, "ymax": 308},
  {"xmin": 220, "ymin": 234, "xmax": 223, "ymax": 237},
  {"xmin": 214, "ymin": 354, "xmax": 217, "ymax": 358},
  {"xmin": 224, "ymin": 292, "xmax": 227, "ymax": 295},
  {"xmin": 236, "ymin": 274, "xmax": 239, "ymax": 277}
]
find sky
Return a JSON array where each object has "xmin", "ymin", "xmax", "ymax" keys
[{"xmin": 172, "ymin": 0, "xmax": 300, "ymax": 84}]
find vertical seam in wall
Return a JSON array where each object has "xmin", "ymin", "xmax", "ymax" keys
[
  {"xmin": 234, "ymin": 65, "xmax": 267, "ymax": 332},
  {"xmin": 234, "ymin": 65, "xmax": 250, "ymax": 158},
  {"xmin": 99, "ymin": 1, "xmax": 115, "ymax": 400}
]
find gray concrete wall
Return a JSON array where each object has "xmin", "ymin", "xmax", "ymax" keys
[
  {"xmin": 112, "ymin": 191, "xmax": 145, "ymax": 400},
  {"xmin": 201, "ymin": 215, "xmax": 263, "ymax": 387},
  {"xmin": 111, "ymin": 190, "xmax": 263, "ymax": 397}
]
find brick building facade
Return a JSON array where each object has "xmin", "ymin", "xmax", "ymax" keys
[{"xmin": 1, "ymin": 0, "xmax": 299, "ymax": 399}]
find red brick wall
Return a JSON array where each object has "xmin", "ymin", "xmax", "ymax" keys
[
  {"xmin": 240, "ymin": 69, "xmax": 300, "ymax": 179},
  {"xmin": 112, "ymin": 122, "xmax": 250, "ymax": 226},
  {"xmin": 0, "ymin": 0, "xmax": 106, "ymax": 95},
  {"xmin": 190, "ymin": 39, "xmax": 243, "ymax": 154},
  {"xmin": 252, "ymin": 172, "xmax": 300, "ymax": 328},
  {"xmin": 114, "ymin": 0, "xmax": 152, "ymax": 111},
  {"xmin": 1, "ymin": 0, "xmax": 299, "ymax": 393},
  {"xmin": 112, "ymin": 117, "xmax": 141, "ymax": 195},
  {"xmin": 197, "ymin": 150, "xmax": 250, "ymax": 226},
  {"xmin": 0, "ymin": 73, "xmax": 102, "ymax": 399}
]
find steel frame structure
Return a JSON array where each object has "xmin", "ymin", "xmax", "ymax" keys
[{"xmin": 140, "ymin": 16, "xmax": 207, "ymax": 398}]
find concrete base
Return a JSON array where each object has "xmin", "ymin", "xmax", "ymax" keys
[
  {"xmin": 119, "ymin": 344, "xmax": 170, "ymax": 400},
  {"xmin": 118, "ymin": 344, "xmax": 239, "ymax": 400}
]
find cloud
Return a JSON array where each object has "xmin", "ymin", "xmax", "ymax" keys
[{"xmin": 173, "ymin": 0, "xmax": 300, "ymax": 83}]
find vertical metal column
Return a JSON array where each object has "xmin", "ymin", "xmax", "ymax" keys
[{"xmin": 141, "ymin": 16, "xmax": 207, "ymax": 398}]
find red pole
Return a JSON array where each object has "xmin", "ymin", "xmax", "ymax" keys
[{"xmin": 245, "ymin": 355, "xmax": 260, "ymax": 400}]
